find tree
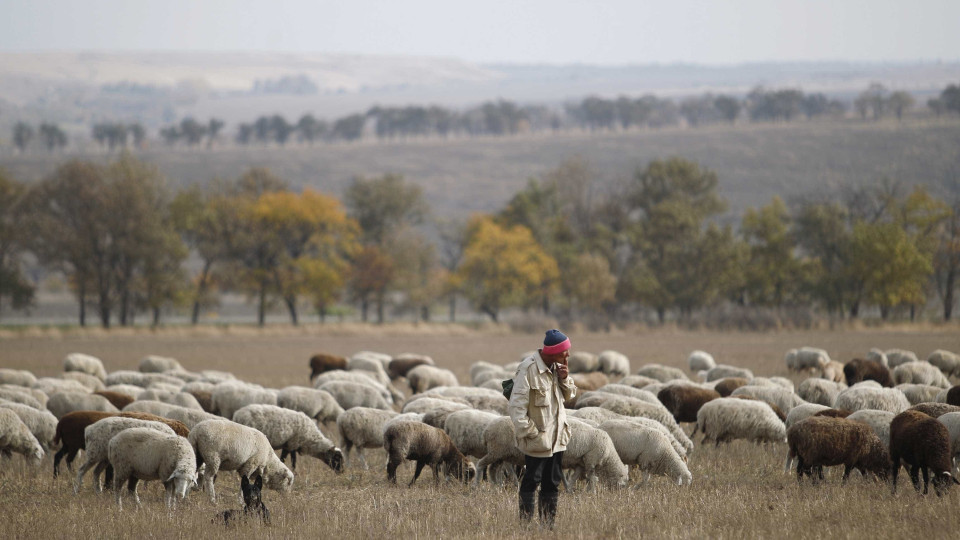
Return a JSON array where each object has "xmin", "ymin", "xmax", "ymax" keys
[
  {"xmin": 559, "ymin": 252, "xmax": 616, "ymax": 317},
  {"xmin": 887, "ymin": 91, "xmax": 915, "ymax": 121},
  {"xmin": 345, "ymin": 174, "xmax": 428, "ymax": 246},
  {"xmin": 13, "ymin": 122, "xmax": 33, "ymax": 153},
  {"xmin": 851, "ymin": 221, "xmax": 931, "ymax": 319},
  {"xmin": 714, "ymin": 95, "xmax": 741, "ymax": 123},
  {"xmin": 740, "ymin": 197, "xmax": 803, "ymax": 309},
  {"xmin": 270, "ymin": 115, "xmax": 294, "ymax": 146},
  {"xmin": 456, "ymin": 216, "xmax": 558, "ymax": 322},
  {"xmin": 129, "ymin": 123, "xmax": 146, "ymax": 148},
  {"xmin": 179, "ymin": 118, "xmax": 207, "ymax": 147},
  {"xmin": 296, "ymin": 114, "xmax": 326, "ymax": 144},
  {"xmin": 349, "ymin": 245, "xmax": 394, "ymax": 323},
  {"xmin": 933, "ymin": 200, "xmax": 960, "ymax": 320},
  {"xmin": 855, "ymin": 83, "xmax": 888, "ymax": 120},
  {"xmin": 388, "ymin": 226, "xmax": 443, "ymax": 322},
  {"xmin": 0, "ymin": 171, "xmax": 35, "ymax": 317},
  {"xmin": 940, "ymin": 84, "xmax": 960, "ymax": 114},
  {"xmin": 159, "ymin": 126, "xmax": 180, "ymax": 146},
  {"xmin": 793, "ymin": 201, "xmax": 858, "ymax": 317},
  {"xmin": 437, "ymin": 218, "xmax": 469, "ymax": 322},
  {"xmin": 38, "ymin": 123, "xmax": 67, "ymax": 152},
  {"xmin": 332, "ymin": 114, "xmax": 365, "ymax": 141},
  {"xmin": 207, "ymin": 118, "xmax": 225, "ymax": 149}
]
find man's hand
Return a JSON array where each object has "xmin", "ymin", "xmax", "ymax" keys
[{"xmin": 555, "ymin": 362, "xmax": 569, "ymax": 380}]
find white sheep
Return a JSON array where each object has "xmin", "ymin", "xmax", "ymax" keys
[
  {"xmin": 312, "ymin": 370, "xmax": 395, "ymax": 405},
  {"xmin": 932, "ymin": 412, "xmax": 960, "ymax": 473},
  {"xmin": 199, "ymin": 370, "xmax": 237, "ymax": 383},
  {"xmin": 866, "ymin": 348, "xmax": 889, "ymax": 367},
  {"xmin": 407, "ymin": 365, "xmax": 459, "ymax": 394},
  {"xmin": 703, "ymin": 365, "xmax": 754, "ymax": 382},
  {"xmin": 730, "ymin": 386, "xmax": 807, "ymax": 414},
  {"xmin": 0, "ymin": 401, "xmax": 58, "ymax": 450},
  {"xmin": 442, "ymin": 409, "xmax": 500, "ymax": 459},
  {"xmin": 0, "ymin": 369, "xmax": 37, "ymax": 388},
  {"xmin": 897, "ymin": 383, "xmax": 944, "ymax": 405},
  {"xmin": 696, "ymin": 398, "xmax": 786, "ymax": 445},
  {"xmin": 0, "ymin": 387, "xmax": 44, "ymax": 410},
  {"xmin": 599, "ymin": 419, "xmax": 692, "ymax": 486},
  {"xmin": 593, "ymin": 395, "xmax": 693, "ymax": 456},
  {"xmin": 561, "ymin": 418, "xmax": 628, "ymax": 491},
  {"xmin": 636, "ymin": 364, "xmax": 689, "ymax": 383},
  {"xmin": 316, "ymin": 380, "xmax": 392, "ymax": 411},
  {"xmin": 188, "ymin": 419, "xmax": 294, "ymax": 502},
  {"xmin": 846, "ymin": 409, "xmax": 895, "ymax": 449},
  {"xmin": 797, "ymin": 378, "xmax": 846, "ymax": 407},
  {"xmin": 277, "ymin": 386, "xmax": 345, "ymax": 428},
  {"xmin": 3, "ymin": 385, "xmax": 49, "ymax": 408},
  {"xmin": 469, "ymin": 361, "xmax": 504, "ymax": 383},
  {"xmin": 687, "ymin": 350, "xmax": 716, "ymax": 373},
  {"xmin": 347, "ymin": 354, "xmax": 392, "ymax": 386},
  {"xmin": 784, "ymin": 403, "xmax": 831, "ymax": 430},
  {"xmin": 74, "ymin": 416, "xmax": 176, "ymax": 493},
  {"xmin": 598, "ymin": 350, "xmax": 630, "ymax": 377},
  {"xmin": 571, "ymin": 408, "xmax": 687, "ymax": 459},
  {"xmin": 422, "ymin": 386, "xmax": 508, "ymax": 414},
  {"xmin": 784, "ymin": 347, "xmax": 831, "ymax": 372},
  {"xmin": 60, "ymin": 371, "xmax": 106, "ymax": 392},
  {"xmin": 472, "ymin": 416, "xmax": 525, "ymax": 486},
  {"xmin": 472, "ymin": 369, "xmax": 513, "ymax": 387},
  {"xmin": 123, "ymin": 401, "xmax": 218, "ymax": 430},
  {"xmin": 351, "ymin": 351, "xmax": 393, "ymax": 373},
  {"xmin": 137, "ymin": 390, "xmax": 204, "ymax": 410},
  {"xmin": 63, "ymin": 353, "xmax": 107, "ymax": 381},
  {"xmin": 47, "ymin": 392, "xmax": 119, "ymax": 419},
  {"xmin": 592, "ymin": 384, "xmax": 661, "ymax": 404},
  {"xmin": 892, "ymin": 362, "xmax": 951, "ymax": 388},
  {"xmin": 108, "ymin": 427, "xmax": 197, "ymax": 509},
  {"xmin": 618, "ymin": 375, "xmax": 659, "ymax": 389},
  {"xmin": 105, "ymin": 384, "xmax": 146, "ymax": 399},
  {"xmin": 146, "ymin": 382, "xmax": 184, "ymax": 394},
  {"xmin": 819, "ymin": 361, "xmax": 846, "ymax": 384},
  {"xmin": 401, "ymin": 396, "xmax": 472, "ymax": 415},
  {"xmin": 568, "ymin": 351, "xmax": 600, "ymax": 373},
  {"xmin": 885, "ymin": 348, "xmax": 919, "ymax": 368},
  {"xmin": 211, "ymin": 383, "xmax": 277, "ymax": 419},
  {"xmin": 336, "ymin": 407, "xmax": 399, "ymax": 468},
  {"xmin": 927, "ymin": 350, "xmax": 960, "ymax": 379},
  {"xmin": 233, "ymin": 404, "xmax": 343, "ymax": 473},
  {"xmin": 833, "ymin": 386, "xmax": 910, "ymax": 414},
  {"xmin": 138, "ymin": 355, "xmax": 184, "ymax": 373},
  {"xmin": 161, "ymin": 369, "xmax": 205, "ymax": 383},
  {"xmin": 0, "ymin": 408, "xmax": 44, "ymax": 464},
  {"xmin": 33, "ymin": 377, "xmax": 90, "ymax": 396},
  {"xmin": 750, "ymin": 377, "xmax": 796, "ymax": 393},
  {"xmin": 104, "ymin": 370, "xmax": 153, "ymax": 388}
]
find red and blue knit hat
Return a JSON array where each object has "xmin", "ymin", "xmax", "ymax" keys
[{"xmin": 542, "ymin": 329, "xmax": 571, "ymax": 355}]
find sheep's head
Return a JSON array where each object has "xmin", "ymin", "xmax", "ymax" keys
[
  {"xmin": 168, "ymin": 470, "xmax": 199, "ymax": 499},
  {"xmin": 446, "ymin": 458, "xmax": 476, "ymax": 483},
  {"xmin": 933, "ymin": 471, "xmax": 960, "ymax": 497},
  {"xmin": 30, "ymin": 445, "xmax": 44, "ymax": 464},
  {"xmin": 265, "ymin": 463, "xmax": 294, "ymax": 492},
  {"xmin": 322, "ymin": 447, "xmax": 344, "ymax": 474}
]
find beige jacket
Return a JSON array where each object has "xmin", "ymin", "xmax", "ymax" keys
[{"xmin": 508, "ymin": 351, "xmax": 577, "ymax": 458}]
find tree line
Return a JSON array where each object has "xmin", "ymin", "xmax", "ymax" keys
[{"xmin": 2, "ymin": 154, "xmax": 958, "ymax": 328}]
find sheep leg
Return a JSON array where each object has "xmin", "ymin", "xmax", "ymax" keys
[
  {"xmin": 280, "ymin": 449, "xmax": 289, "ymax": 464},
  {"xmin": 841, "ymin": 465, "xmax": 852, "ymax": 485},
  {"xmin": 74, "ymin": 457, "xmax": 95, "ymax": 493},
  {"xmin": 796, "ymin": 456, "xmax": 804, "ymax": 483},
  {"xmin": 891, "ymin": 456, "xmax": 900, "ymax": 494},
  {"xmin": 386, "ymin": 458, "xmax": 401, "ymax": 484},
  {"xmin": 91, "ymin": 462, "xmax": 109, "ymax": 493},
  {"xmin": 474, "ymin": 455, "xmax": 493, "ymax": 487},
  {"xmin": 53, "ymin": 447, "xmax": 68, "ymax": 477},
  {"xmin": 921, "ymin": 467, "xmax": 930, "ymax": 495},
  {"xmin": 128, "ymin": 477, "xmax": 141, "ymax": 507},
  {"xmin": 289, "ymin": 451, "xmax": 298, "ymax": 470},
  {"xmin": 409, "ymin": 460, "xmax": 426, "ymax": 487},
  {"xmin": 165, "ymin": 481, "xmax": 175, "ymax": 509},
  {"xmin": 113, "ymin": 469, "xmax": 127, "ymax": 510},
  {"xmin": 204, "ymin": 458, "xmax": 221, "ymax": 502},
  {"xmin": 909, "ymin": 465, "xmax": 921, "ymax": 493},
  {"xmin": 357, "ymin": 449, "xmax": 369, "ymax": 470}
]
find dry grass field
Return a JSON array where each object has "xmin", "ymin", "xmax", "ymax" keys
[{"xmin": 1, "ymin": 324, "xmax": 960, "ymax": 539}]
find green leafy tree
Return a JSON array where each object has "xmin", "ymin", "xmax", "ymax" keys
[
  {"xmin": 179, "ymin": 118, "xmax": 207, "ymax": 147},
  {"xmin": 13, "ymin": 122, "xmax": 33, "ymax": 153},
  {"xmin": 0, "ymin": 171, "xmax": 35, "ymax": 317},
  {"xmin": 793, "ymin": 201, "xmax": 859, "ymax": 317},
  {"xmin": 887, "ymin": 91, "xmax": 915, "ymax": 121},
  {"xmin": 740, "ymin": 197, "xmax": 803, "ymax": 308},
  {"xmin": 345, "ymin": 174, "xmax": 428, "ymax": 246},
  {"xmin": 933, "ymin": 200, "xmax": 960, "ymax": 320},
  {"xmin": 39, "ymin": 123, "xmax": 68, "ymax": 152},
  {"xmin": 851, "ymin": 221, "xmax": 931, "ymax": 319},
  {"xmin": 207, "ymin": 118, "xmax": 225, "ymax": 148}
]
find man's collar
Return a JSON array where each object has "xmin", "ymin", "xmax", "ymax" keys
[{"xmin": 534, "ymin": 351, "xmax": 550, "ymax": 374}]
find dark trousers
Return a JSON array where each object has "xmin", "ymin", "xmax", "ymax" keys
[{"xmin": 520, "ymin": 452, "xmax": 564, "ymax": 494}]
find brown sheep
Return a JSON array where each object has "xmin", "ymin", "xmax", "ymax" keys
[
  {"xmin": 812, "ymin": 409, "xmax": 854, "ymax": 419},
  {"xmin": 185, "ymin": 389, "xmax": 215, "ymax": 413},
  {"xmin": 908, "ymin": 403, "xmax": 960, "ymax": 418},
  {"xmin": 383, "ymin": 421, "xmax": 476, "ymax": 486},
  {"xmin": 946, "ymin": 386, "xmax": 960, "ymax": 406},
  {"xmin": 890, "ymin": 410, "xmax": 960, "ymax": 496},
  {"xmin": 570, "ymin": 372, "xmax": 610, "ymax": 392},
  {"xmin": 388, "ymin": 356, "xmax": 433, "ymax": 380},
  {"xmin": 52, "ymin": 411, "xmax": 189, "ymax": 477},
  {"xmin": 713, "ymin": 377, "xmax": 750, "ymax": 397},
  {"xmin": 843, "ymin": 358, "xmax": 894, "ymax": 387},
  {"xmin": 93, "ymin": 390, "xmax": 135, "ymax": 410},
  {"xmin": 308, "ymin": 353, "xmax": 347, "ymax": 381},
  {"xmin": 657, "ymin": 385, "xmax": 721, "ymax": 424},
  {"xmin": 787, "ymin": 416, "xmax": 890, "ymax": 484},
  {"xmin": 729, "ymin": 394, "xmax": 787, "ymax": 422}
]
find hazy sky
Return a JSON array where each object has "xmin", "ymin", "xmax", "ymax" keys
[{"xmin": 2, "ymin": 0, "xmax": 958, "ymax": 65}]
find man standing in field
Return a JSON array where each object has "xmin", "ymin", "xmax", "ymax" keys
[{"xmin": 508, "ymin": 329, "xmax": 577, "ymax": 529}]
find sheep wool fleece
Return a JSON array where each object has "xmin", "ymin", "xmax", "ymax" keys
[{"xmin": 508, "ymin": 352, "xmax": 577, "ymax": 458}]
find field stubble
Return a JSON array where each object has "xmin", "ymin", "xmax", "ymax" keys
[{"xmin": 1, "ymin": 327, "xmax": 960, "ymax": 539}]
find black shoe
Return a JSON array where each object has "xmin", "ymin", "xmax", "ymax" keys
[
  {"xmin": 538, "ymin": 492, "xmax": 558, "ymax": 530},
  {"xmin": 518, "ymin": 491, "xmax": 536, "ymax": 523}
]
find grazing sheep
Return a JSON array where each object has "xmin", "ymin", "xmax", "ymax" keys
[
  {"xmin": 146, "ymin": 382, "xmax": 184, "ymax": 394},
  {"xmin": 796, "ymin": 378, "xmax": 846, "ymax": 407},
  {"xmin": 730, "ymin": 386, "xmax": 807, "ymax": 414},
  {"xmin": 94, "ymin": 390, "xmax": 136, "ymax": 410},
  {"xmin": 946, "ymin": 386, "xmax": 960, "ymax": 406},
  {"xmin": 569, "ymin": 406, "xmax": 624, "ymax": 425},
  {"xmin": 138, "ymin": 390, "xmax": 204, "ymax": 410},
  {"xmin": 33, "ymin": 377, "xmax": 90, "ymax": 396},
  {"xmin": 927, "ymin": 350, "xmax": 960, "ymax": 379},
  {"xmin": 907, "ymin": 403, "xmax": 960, "ymax": 418},
  {"xmin": 347, "ymin": 354, "xmax": 393, "ymax": 389},
  {"xmin": 785, "ymin": 403, "xmax": 831, "ymax": 429},
  {"xmin": 657, "ymin": 385, "xmax": 721, "ymax": 424},
  {"xmin": 105, "ymin": 384, "xmax": 146, "ymax": 399},
  {"xmin": 388, "ymin": 354, "xmax": 434, "ymax": 380},
  {"xmin": 594, "ymin": 396, "xmax": 693, "ymax": 455},
  {"xmin": 469, "ymin": 361, "xmax": 503, "ymax": 383},
  {"xmin": 211, "ymin": 384, "xmax": 277, "ymax": 420},
  {"xmin": 47, "ymin": 391, "xmax": 119, "ymax": 419},
  {"xmin": 834, "ymin": 386, "xmax": 910, "ymax": 414},
  {"xmin": 473, "ymin": 416, "xmax": 525, "ymax": 486},
  {"xmin": 108, "ymin": 428, "xmax": 197, "ymax": 509},
  {"xmin": 63, "ymin": 353, "xmax": 107, "ymax": 381},
  {"xmin": 407, "ymin": 365, "xmax": 459, "ymax": 394},
  {"xmin": 0, "ymin": 408, "xmax": 44, "ymax": 464},
  {"xmin": 570, "ymin": 372, "xmax": 611, "ymax": 392},
  {"xmin": 893, "ymin": 362, "xmax": 951, "ymax": 389},
  {"xmin": 189, "ymin": 419, "xmax": 294, "ymax": 502},
  {"xmin": 336, "ymin": 407, "xmax": 399, "ymax": 468},
  {"xmin": 600, "ymin": 419, "xmax": 691, "ymax": 486},
  {"xmin": 560, "ymin": 418, "xmax": 629, "ymax": 491},
  {"xmin": 473, "ymin": 369, "xmax": 514, "ymax": 388},
  {"xmin": 60, "ymin": 371, "xmax": 105, "ymax": 392},
  {"xmin": 785, "ymin": 347, "xmax": 831, "ymax": 372},
  {"xmin": 843, "ymin": 359, "xmax": 894, "ymax": 388},
  {"xmin": 819, "ymin": 361, "xmax": 846, "ymax": 384},
  {"xmin": 161, "ymin": 370, "xmax": 204, "ymax": 384},
  {"xmin": 0, "ymin": 402, "xmax": 57, "ymax": 450},
  {"xmin": 123, "ymin": 401, "xmax": 218, "ymax": 430},
  {"xmin": 846, "ymin": 409, "xmax": 895, "ymax": 449},
  {"xmin": 897, "ymin": 384, "xmax": 944, "ymax": 405},
  {"xmin": 866, "ymin": 348, "xmax": 888, "ymax": 366},
  {"xmin": 568, "ymin": 351, "xmax": 600, "ymax": 373},
  {"xmin": 729, "ymin": 395, "xmax": 787, "ymax": 422},
  {"xmin": 312, "ymin": 371, "xmax": 395, "ymax": 405},
  {"xmin": 0, "ymin": 387, "xmax": 44, "ymax": 410},
  {"xmin": 712, "ymin": 377, "xmax": 750, "ymax": 397},
  {"xmin": 932, "ymin": 412, "xmax": 960, "ymax": 473},
  {"xmin": 813, "ymin": 409, "xmax": 853, "ymax": 419},
  {"xmin": 74, "ymin": 416, "xmax": 176, "ymax": 492},
  {"xmin": 886, "ymin": 349, "xmax": 919, "ymax": 368},
  {"xmin": 199, "ymin": 370, "xmax": 237, "ymax": 384},
  {"xmin": 308, "ymin": 353, "xmax": 348, "ymax": 381},
  {"xmin": 696, "ymin": 398, "xmax": 786, "ymax": 445},
  {"xmin": 636, "ymin": 364, "xmax": 688, "ymax": 383},
  {"xmin": 786, "ymin": 416, "xmax": 890, "ymax": 483},
  {"xmin": 889, "ymin": 410, "xmax": 959, "ymax": 496},
  {"xmin": 422, "ymin": 387, "xmax": 509, "ymax": 414},
  {"xmin": 0, "ymin": 369, "xmax": 37, "ymax": 387},
  {"xmin": 214, "ymin": 475, "xmax": 271, "ymax": 526},
  {"xmin": 687, "ymin": 350, "xmax": 716, "ymax": 373},
  {"xmin": 598, "ymin": 351, "xmax": 630, "ymax": 377},
  {"xmin": 383, "ymin": 421, "xmax": 475, "ymax": 486},
  {"xmin": 232, "ymin": 404, "xmax": 343, "ymax": 473},
  {"xmin": 442, "ymin": 409, "xmax": 500, "ymax": 460},
  {"xmin": 138, "ymin": 355, "xmax": 184, "ymax": 373},
  {"xmin": 613, "ymin": 374, "xmax": 656, "ymax": 390},
  {"xmin": 703, "ymin": 365, "xmax": 754, "ymax": 382},
  {"xmin": 422, "ymin": 404, "xmax": 476, "ymax": 429},
  {"xmin": 593, "ymin": 385, "xmax": 662, "ymax": 405},
  {"xmin": 317, "ymin": 381, "xmax": 392, "ymax": 411},
  {"xmin": 276, "ymin": 386, "xmax": 344, "ymax": 428},
  {"xmin": 105, "ymin": 370, "xmax": 183, "ymax": 388},
  {"xmin": 401, "ymin": 396, "xmax": 472, "ymax": 415}
]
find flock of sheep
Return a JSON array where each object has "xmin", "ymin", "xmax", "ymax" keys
[{"xmin": 2, "ymin": 343, "xmax": 960, "ymax": 520}]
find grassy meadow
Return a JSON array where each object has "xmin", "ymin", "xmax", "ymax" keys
[{"xmin": 1, "ymin": 325, "xmax": 960, "ymax": 539}]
